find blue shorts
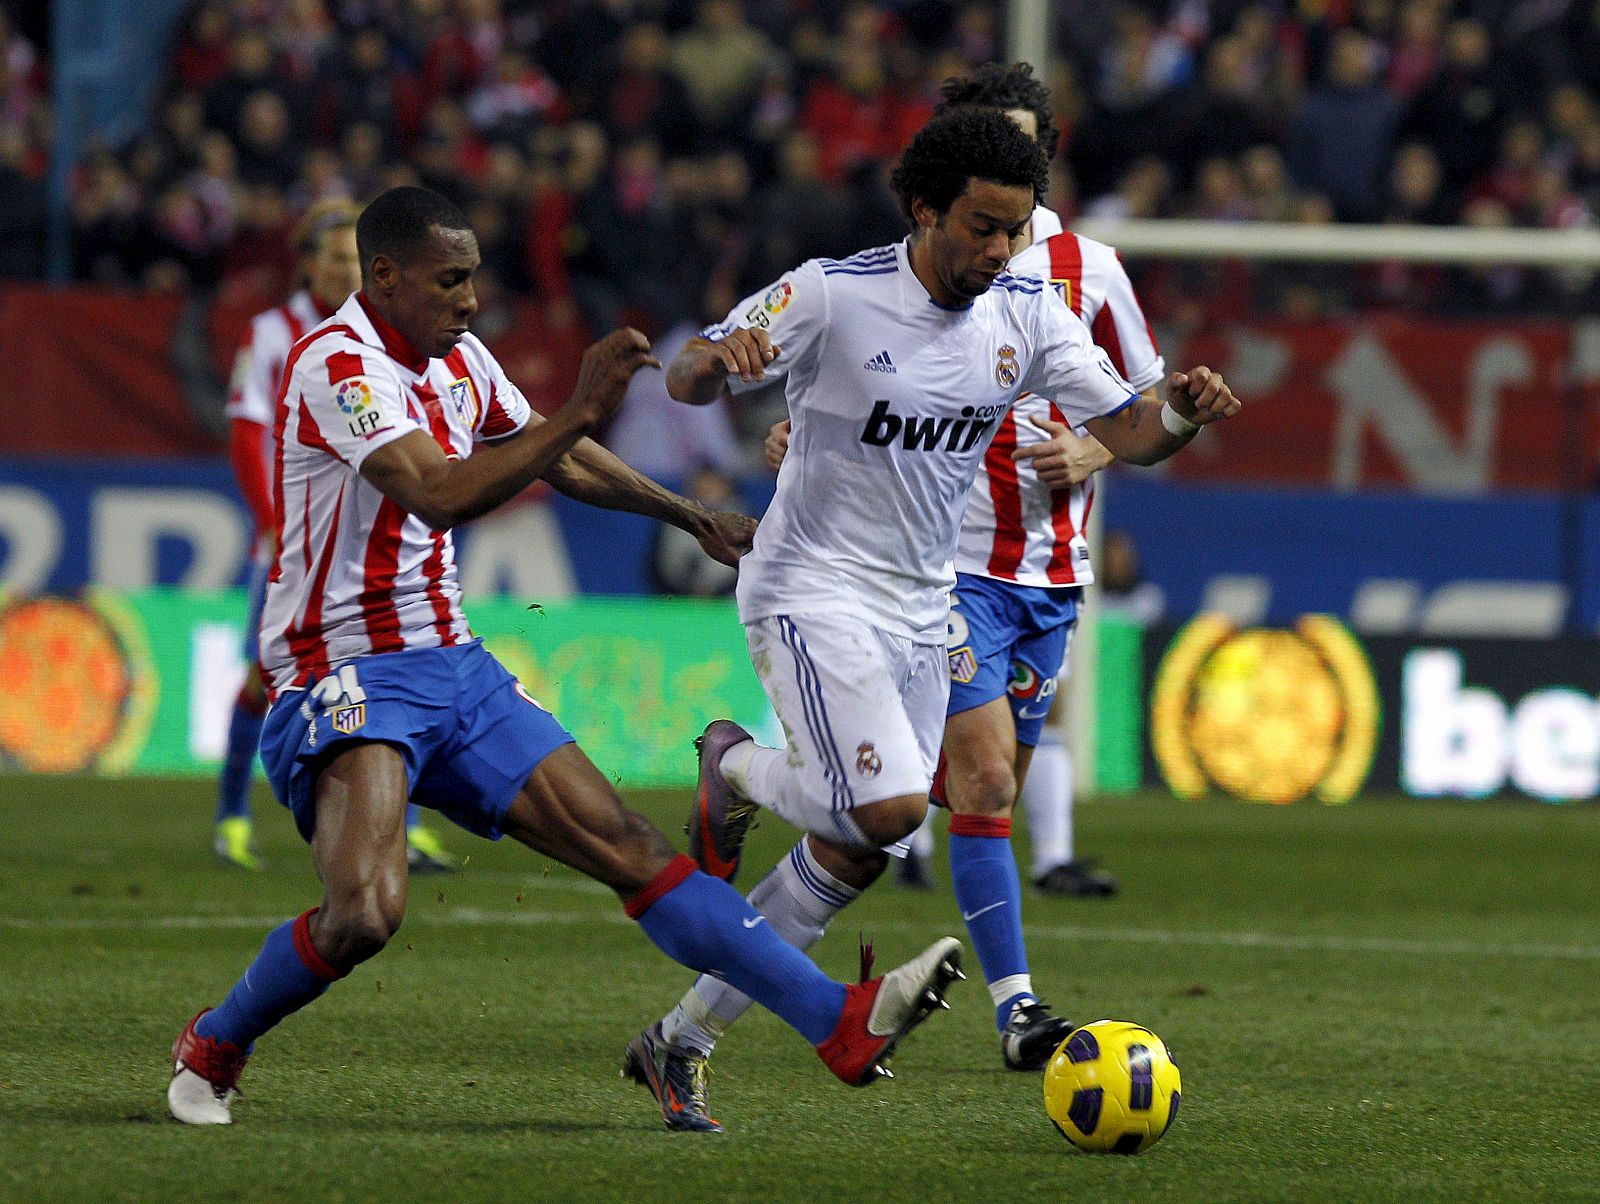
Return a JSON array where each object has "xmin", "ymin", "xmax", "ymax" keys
[
  {"xmin": 945, "ymin": 573, "xmax": 1079, "ymax": 747},
  {"xmin": 259, "ymin": 640, "xmax": 574, "ymax": 843}
]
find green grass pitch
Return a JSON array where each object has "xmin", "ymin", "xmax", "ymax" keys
[{"xmin": 2, "ymin": 776, "xmax": 1598, "ymax": 1202}]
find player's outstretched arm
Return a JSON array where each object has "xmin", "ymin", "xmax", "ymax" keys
[
  {"xmin": 543, "ymin": 437, "xmax": 757, "ymax": 567},
  {"xmin": 359, "ymin": 329, "xmax": 658, "ymax": 530},
  {"xmin": 667, "ymin": 331, "xmax": 781, "ymax": 405},
  {"xmin": 1083, "ymin": 367, "xmax": 1240, "ymax": 467}
]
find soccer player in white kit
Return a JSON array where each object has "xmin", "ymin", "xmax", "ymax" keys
[
  {"xmin": 168, "ymin": 187, "xmax": 964, "ymax": 1129},
  {"xmin": 216, "ymin": 198, "xmax": 457, "ymax": 874},
  {"xmin": 769, "ymin": 65, "xmax": 1159, "ymax": 904},
  {"xmin": 625, "ymin": 108, "xmax": 1240, "ymax": 1130}
]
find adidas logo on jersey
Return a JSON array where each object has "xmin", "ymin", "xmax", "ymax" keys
[
  {"xmin": 859, "ymin": 399, "xmax": 1003, "ymax": 453},
  {"xmin": 864, "ymin": 350, "xmax": 896, "ymax": 374}
]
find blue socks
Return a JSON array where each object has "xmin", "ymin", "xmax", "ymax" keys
[
  {"xmin": 215, "ymin": 692, "xmax": 266, "ymax": 824},
  {"xmin": 627, "ymin": 856, "xmax": 847, "ymax": 1045},
  {"xmin": 195, "ymin": 910, "xmax": 344, "ymax": 1051},
  {"xmin": 949, "ymin": 815, "xmax": 1033, "ymax": 1031}
]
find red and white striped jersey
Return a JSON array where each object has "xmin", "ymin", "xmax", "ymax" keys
[
  {"xmin": 227, "ymin": 290, "xmax": 340, "ymax": 427},
  {"xmin": 259, "ymin": 292, "xmax": 531, "ymax": 695},
  {"xmin": 954, "ymin": 215, "xmax": 1164, "ymax": 588}
]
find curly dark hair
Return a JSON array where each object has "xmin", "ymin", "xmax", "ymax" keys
[
  {"xmin": 935, "ymin": 61, "xmax": 1059, "ymax": 161},
  {"xmin": 889, "ymin": 107, "xmax": 1049, "ymax": 222}
]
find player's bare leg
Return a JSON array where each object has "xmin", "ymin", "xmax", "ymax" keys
[
  {"xmin": 170, "ymin": 743, "xmax": 409, "ymax": 1124},
  {"xmin": 496, "ymin": 743, "xmax": 678, "ymax": 893},
  {"xmin": 305, "ymin": 744, "xmax": 412, "ymax": 969},
  {"xmin": 944, "ymin": 698, "xmax": 1074, "ymax": 1070}
]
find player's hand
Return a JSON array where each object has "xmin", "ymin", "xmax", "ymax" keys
[
  {"xmin": 1011, "ymin": 417, "xmax": 1114, "ymax": 487},
  {"xmin": 707, "ymin": 327, "xmax": 780, "ymax": 384},
  {"xmin": 570, "ymin": 327, "xmax": 661, "ymax": 421},
  {"xmin": 764, "ymin": 419, "xmax": 791, "ymax": 472},
  {"xmin": 694, "ymin": 508, "xmax": 759, "ymax": 567},
  {"xmin": 1165, "ymin": 366, "xmax": 1240, "ymax": 425}
]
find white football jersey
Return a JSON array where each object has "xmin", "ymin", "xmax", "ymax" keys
[
  {"xmin": 954, "ymin": 212, "xmax": 1164, "ymax": 587},
  {"xmin": 706, "ymin": 239, "xmax": 1137, "ymax": 643},
  {"xmin": 259, "ymin": 292, "xmax": 531, "ymax": 694}
]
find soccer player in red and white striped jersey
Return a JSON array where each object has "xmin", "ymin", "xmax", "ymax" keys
[
  {"xmin": 214, "ymin": 200, "xmax": 359, "ymax": 871},
  {"xmin": 170, "ymin": 187, "xmax": 964, "ymax": 1128},
  {"xmin": 936, "ymin": 65, "xmax": 1165, "ymax": 909},
  {"xmin": 216, "ymin": 199, "xmax": 457, "ymax": 873}
]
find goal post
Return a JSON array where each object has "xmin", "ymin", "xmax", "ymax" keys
[{"xmin": 1067, "ymin": 218, "xmax": 1600, "ymax": 799}]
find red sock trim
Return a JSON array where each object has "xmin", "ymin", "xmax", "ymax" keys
[
  {"xmin": 948, "ymin": 814, "xmax": 1012, "ymax": 838},
  {"xmin": 929, "ymin": 751, "xmax": 949, "ymax": 809},
  {"xmin": 291, "ymin": 908, "xmax": 346, "ymax": 981},
  {"xmin": 624, "ymin": 854, "xmax": 699, "ymax": 920}
]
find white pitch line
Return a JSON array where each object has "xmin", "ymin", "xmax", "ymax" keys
[{"xmin": 4, "ymin": 907, "xmax": 1599, "ymax": 962}]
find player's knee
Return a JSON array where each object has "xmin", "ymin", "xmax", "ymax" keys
[
  {"xmin": 948, "ymin": 755, "xmax": 1016, "ymax": 817},
  {"xmin": 810, "ymin": 835, "xmax": 889, "ymax": 889},
  {"xmin": 852, "ymin": 793, "xmax": 928, "ymax": 846},
  {"xmin": 318, "ymin": 886, "xmax": 405, "ymax": 968}
]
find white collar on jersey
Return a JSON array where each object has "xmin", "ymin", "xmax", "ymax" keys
[
  {"xmin": 896, "ymin": 237, "xmax": 982, "ymax": 316},
  {"xmin": 1029, "ymin": 205, "xmax": 1063, "ymax": 247}
]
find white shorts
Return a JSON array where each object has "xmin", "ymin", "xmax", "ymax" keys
[{"xmin": 746, "ymin": 610, "xmax": 949, "ymax": 817}]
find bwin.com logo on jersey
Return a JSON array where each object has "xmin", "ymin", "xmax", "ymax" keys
[{"xmin": 859, "ymin": 400, "xmax": 1004, "ymax": 453}]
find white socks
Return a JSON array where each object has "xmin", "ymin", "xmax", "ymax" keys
[
  {"xmin": 1021, "ymin": 732, "xmax": 1073, "ymax": 879},
  {"xmin": 720, "ymin": 741, "xmax": 874, "ymax": 851},
  {"xmin": 660, "ymin": 839, "xmax": 860, "ymax": 1055},
  {"xmin": 907, "ymin": 808, "xmax": 935, "ymax": 860}
]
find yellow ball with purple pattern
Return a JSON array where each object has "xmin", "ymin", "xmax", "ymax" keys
[{"xmin": 1043, "ymin": 1020, "xmax": 1181, "ymax": 1154}]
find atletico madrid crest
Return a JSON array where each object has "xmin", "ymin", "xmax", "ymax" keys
[{"xmin": 330, "ymin": 704, "xmax": 366, "ymax": 734}]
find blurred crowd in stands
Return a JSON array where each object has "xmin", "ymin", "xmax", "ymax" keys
[{"xmin": 5, "ymin": 0, "xmax": 1600, "ymax": 321}]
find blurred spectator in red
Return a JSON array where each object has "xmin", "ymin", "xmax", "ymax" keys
[
  {"xmin": 1471, "ymin": 117, "xmax": 1544, "ymax": 219},
  {"xmin": 466, "ymin": 47, "xmax": 562, "ymax": 143},
  {"xmin": 170, "ymin": 2, "xmax": 233, "ymax": 94},
  {"xmin": 596, "ymin": 23, "xmax": 700, "ymax": 158},
  {"xmin": 1385, "ymin": 0, "xmax": 1443, "ymax": 103},
  {"xmin": 275, "ymin": 0, "xmax": 335, "ymax": 85},
  {"xmin": 801, "ymin": 9, "xmax": 928, "ymax": 186}
]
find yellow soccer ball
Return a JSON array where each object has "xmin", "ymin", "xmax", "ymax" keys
[{"xmin": 1043, "ymin": 1020, "xmax": 1182, "ymax": 1154}]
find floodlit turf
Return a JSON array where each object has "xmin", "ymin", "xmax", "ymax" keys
[{"xmin": 2, "ymin": 777, "xmax": 1598, "ymax": 1202}]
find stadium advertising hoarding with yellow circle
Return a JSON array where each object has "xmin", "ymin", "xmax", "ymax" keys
[{"xmin": 1128, "ymin": 615, "xmax": 1600, "ymax": 804}]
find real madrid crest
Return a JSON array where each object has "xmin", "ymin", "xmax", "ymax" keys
[
  {"xmin": 855, "ymin": 742, "xmax": 883, "ymax": 777},
  {"xmin": 994, "ymin": 344, "xmax": 1019, "ymax": 389}
]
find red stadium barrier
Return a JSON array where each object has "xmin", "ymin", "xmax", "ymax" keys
[
  {"xmin": 1167, "ymin": 315, "xmax": 1599, "ymax": 492},
  {"xmin": 0, "ymin": 287, "xmax": 202, "ymax": 457},
  {"xmin": 0, "ymin": 286, "xmax": 590, "ymax": 457}
]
